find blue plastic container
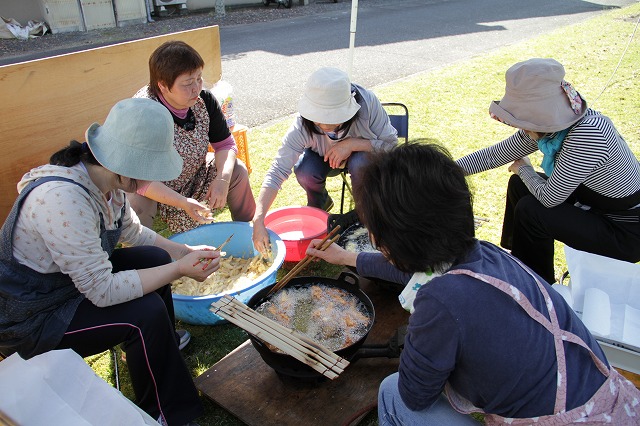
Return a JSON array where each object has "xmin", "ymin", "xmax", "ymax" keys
[{"xmin": 169, "ymin": 222, "xmax": 286, "ymax": 325}]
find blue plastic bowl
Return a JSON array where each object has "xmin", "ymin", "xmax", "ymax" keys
[{"xmin": 168, "ymin": 222, "xmax": 286, "ymax": 325}]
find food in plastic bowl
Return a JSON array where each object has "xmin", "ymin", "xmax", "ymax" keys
[
  {"xmin": 169, "ymin": 222, "xmax": 285, "ymax": 325},
  {"xmin": 264, "ymin": 206, "xmax": 329, "ymax": 262}
]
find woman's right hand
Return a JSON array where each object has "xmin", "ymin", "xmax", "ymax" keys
[
  {"xmin": 177, "ymin": 250, "xmax": 220, "ymax": 281},
  {"xmin": 252, "ymin": 220, "xmax": 271, "ymax": 255},
  {"xmin": 508, "ymin": 156, "xmax": 533, "ymax": 175},
  {"xmin": 306, "ymin": 238, "xmax": 357, "ymax": 267},
  {"xmin": 182, "ymin": 198, "xmax": 214, "ymax": 224}
]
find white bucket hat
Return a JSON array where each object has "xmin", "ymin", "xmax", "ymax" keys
[
  {"xmin": 86, "ymin": 98, "xmax": 183, "ymax": 181},
  {"xmin": 298, "ymin": 67, "xmax": 361, "ymax": 124},
  {"xmin": 489, "ymin": 58, "xmax": 588, "ymax": 133}
]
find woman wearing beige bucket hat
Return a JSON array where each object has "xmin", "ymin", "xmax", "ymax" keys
[
  {"xmin": 0, "ymin": 98, "xmax": 222, "ymax": 425},
  {"xmin": 252, "ymin": 66, "xmax": 398, "ymax": 254},
  {"xmin": 457, "ymin": 58, "xmax": 640, "ymax": 284}
]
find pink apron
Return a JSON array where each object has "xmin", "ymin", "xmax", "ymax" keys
[{"xmin": 443, "ymin": 263, "xmax": 640, "ymax": 425}]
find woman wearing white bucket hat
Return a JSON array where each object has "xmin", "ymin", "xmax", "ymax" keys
[
  {"xmin": 0, "ymin": 98, "xmax": 221, "ymax": 425},
  {"xmin": 457, "ymin": 58, "xmax": 640, "ymax": 284},
  {"xmin": 252, "ymin": 67, "xmax": 398, "ymax": 254}
]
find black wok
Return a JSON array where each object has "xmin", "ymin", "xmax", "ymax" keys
[{"xmin": 247, "ymin": 272, "xmax": 380, "ymax": 380}]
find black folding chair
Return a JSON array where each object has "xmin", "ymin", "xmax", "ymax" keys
[
  {"xmin": 382, "ymin": 102, "xmax": 409, "ymax": 143},
  {"xmin": 336, "ymin": 102, "xmax": 409, "ymax": 213}
]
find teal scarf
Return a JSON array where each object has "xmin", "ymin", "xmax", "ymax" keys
[{"xmin": 537, "ymin": 127, "xmax": 570, "ymax": 175}]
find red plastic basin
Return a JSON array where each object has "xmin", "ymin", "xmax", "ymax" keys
[{"xmin": 264, "ymin": 206, "xmax": 329, "ymax": 262}]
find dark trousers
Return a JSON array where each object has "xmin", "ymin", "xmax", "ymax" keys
[
  {"xmin": 501, "ymin": 174, "xmax": 640, "ymax": 284},
  {"xmin": 56, "ymin": 246, "xmax": 203, "ymax": 426},
  {"xmin": 294, "ymin": 148, "xmax": 369, "ymax": 208}
]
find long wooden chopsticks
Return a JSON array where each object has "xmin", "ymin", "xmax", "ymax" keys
[
  {"xmin": 193, "ymin": 233, "xmax": 234, "ymax": 269},
  {"xmin": 266, "ymin": 225, "xmax": 341, "ymax": 297},
  {"xmin": 210, "ymin": 295, "xmax": 349, "ymax": 379}
]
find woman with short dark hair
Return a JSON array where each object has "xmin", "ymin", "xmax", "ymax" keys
[
  {"xmin": 129, "ymin": 40, "xmax": 256, "ymax": 233},
  {"xmin": 337, "ymin": 143, "xmax": 640, "ymax": 425}
]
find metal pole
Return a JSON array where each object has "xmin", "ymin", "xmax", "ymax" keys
[
  {"xmin": 347, "ymin": 0, "xmax": 358, "ymax": 79},
  {"xmin": 144, "ymin": 0, "xmax": 155, "ymax": 22}
]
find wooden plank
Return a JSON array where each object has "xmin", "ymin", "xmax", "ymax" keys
[
  {"xmin": 618, "ymin": 368, "xmax": 640, "ymax": 389},
  {"xmin": 0, "ymin": 26, "xmax": 221, "ymax": 224},
  {"xmin": 195, "ymin": 276, "xmax": 409, "ymax": 426}
]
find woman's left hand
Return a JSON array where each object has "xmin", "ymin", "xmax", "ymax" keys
[
  {"xmin": 171, "ymin": 244, "xmax": 216, "ymax": 260},
  {"xmin": 207, "ymin": 179, "xmax": 230, "ymax": 210},
  {"xmin": 325, "ymin": 141, "xmax": 353, "ymax": 169},
  {"xmin": 178, "ymin": 250, "xmax": 221, "ymax": 279},
  {"xmin": 508, "ymin": 156, "xmax": 532, "ymax": 174}
]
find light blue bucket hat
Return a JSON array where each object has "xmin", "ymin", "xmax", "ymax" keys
[{"xmin": 85, "ymin": 98, "xmax": 183, "ymax": 181}]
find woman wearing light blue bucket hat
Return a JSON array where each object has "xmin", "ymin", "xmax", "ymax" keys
[{"xmin": 0, "ymin": 98, "xmax": 218, "ymax": 425}]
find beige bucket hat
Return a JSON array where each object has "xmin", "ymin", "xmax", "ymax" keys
[
  {"xmin": 86, "ymin": 98, "xmax": 183, "ymax": 181},
  {"xmin": 298, "ymin": 67, "xmax": 361, "ymax": 124},
  {"xmin": 489, "ymin": 58, "xmax": 588, "ymax": 133}
]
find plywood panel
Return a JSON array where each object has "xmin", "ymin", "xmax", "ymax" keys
[
  {"xmin": 0, "ymin": 25, "xmax": 221, "ymax": 224},
  {"xmin": 195, "ymin": 277, "xmax": 409, "ymax": 426}
]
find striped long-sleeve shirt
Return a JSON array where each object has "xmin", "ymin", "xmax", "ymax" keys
[{"xmin": 456, "ymin": 109, "xmax": 640, "ymax": 210}]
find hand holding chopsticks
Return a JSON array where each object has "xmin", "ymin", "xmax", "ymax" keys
[
  {"xmin": 267, "ymin": 225, "xmax": 341, "ymax": 297},
  {"xmin": 193, "ymin": 233, "xmax": 234, "ymax": 270}
]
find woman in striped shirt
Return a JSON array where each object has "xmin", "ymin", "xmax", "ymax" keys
[{"xmin": 457, "ymin": 58, "xmax": 640, "ymax": 283}]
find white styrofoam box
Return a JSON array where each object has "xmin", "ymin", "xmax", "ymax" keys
[
  {"xmin": 553, "ymin": 281, "xmax": 640, "ymax": 374},
  {"xmin": 582, "ymin": 288, "xmax": 611, "ymax": 336},
  {"xmin": 560, "ymin": 246, "xmax": 640, "ymax": 374},
  {"xmin": 597, "ymin": 340, "xmax": 640, "ymax": 375}
]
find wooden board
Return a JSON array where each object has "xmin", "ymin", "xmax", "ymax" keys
[
  {"xmin": 619, "ymin": 369, "xmax": 640, "ymax": 389},
  {"xmin": 0, "ymin": 26, "xmax": 221, "ymax": 224},
  {"xmin": 195, "ymin": 277, "xmax": 409, "ymax": 426}
]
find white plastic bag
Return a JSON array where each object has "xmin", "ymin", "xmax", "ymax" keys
[
  {"xmin": 0, "ymin": 349, "xmax": 157, "ymax": 425},
  {"xmin": 0, "ymin": 17, "xmax": 48, "ymax": 40},
  {"xmin": 564, "ymin": 246, "xmax": 640, "ymax": 349},
  {"xmin": 210, "ymin": 80, "xmax": 235, "ymax": 129}
]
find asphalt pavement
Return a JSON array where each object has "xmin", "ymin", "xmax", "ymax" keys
[{"xmin": 219, "ymin": 0, "xmax": 637, "ymax": 128}]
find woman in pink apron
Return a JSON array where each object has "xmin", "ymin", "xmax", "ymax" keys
[{"xmin": 355, "ymin": 144, "xmax": 640, "ymax": 425}]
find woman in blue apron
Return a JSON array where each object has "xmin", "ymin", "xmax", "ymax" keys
[
  {"xmin": 0, "ymin": 98, "xmax": 222, "ymax": 426},
  {"xmin": 350, "ymin": 143, "xmax": 640, "ymax": 425}
]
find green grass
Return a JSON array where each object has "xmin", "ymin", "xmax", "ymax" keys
[{"xmin": 93, "ymin": 4, "xmax": 640, "ymax": 425}]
